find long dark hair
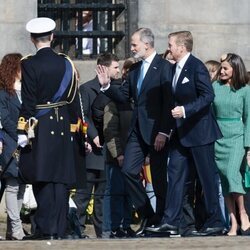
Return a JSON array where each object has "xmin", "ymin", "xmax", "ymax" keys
[
  {"xmin": 0, "ymin": 53, "xmax": 22, "ymax": 95},
  {"xmin": 219, "ymin": 53, "xmax": 249, "ymax": 90}
]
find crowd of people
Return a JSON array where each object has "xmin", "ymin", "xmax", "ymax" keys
[{"xmin": 0, "ymin": 17, "xmax": 250, "ymax": 241}]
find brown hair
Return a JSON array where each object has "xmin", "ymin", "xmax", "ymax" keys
[
  {"xmin": 97, "ymin": 53, "xmax": 119, "ymax": 67},
  {"xmin": 219, "ymin": 53, "xmax": 248, "ymax": 90},
  {"xmin": 122, "ymin": 57, "xmax": 136, "ymax": 80},
  {"xmin": 205, "ymin": 60, "xmax": 220, "ymax": 82},
  {"xmin": 168, "ymin": 31, "xmax": 193, "ymax": 52},
  {"xmin": 0, "ymin": 53, "xmax": 22, "ymax": 95}
]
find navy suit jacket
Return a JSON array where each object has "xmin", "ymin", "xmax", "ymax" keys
[
  {"xmin": 105, "ymin": 54, "xmax": 173, "ymax": 145},
  {"xmin": 173, "ymin": 54, "xmax": 222, "ymax": 147}
]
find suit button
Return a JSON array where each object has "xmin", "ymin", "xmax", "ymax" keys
[
  {"xmin": 60, "ymin": 116, "xmax": 63, "ymax": 120},
  {"xmin": 51, "ymin": 131, "xmax": 54, "ymax": 135},
  {"xmin": 50, "ymin": 116, "xmax": 53, "ymax": 120},
  {"xmin": 61, "ymin": 132, "xmax": 64, "ymax": 136}
]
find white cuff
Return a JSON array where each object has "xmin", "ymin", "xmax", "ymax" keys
[
  {"xmin": 100, "ymin": 82, "xmax": 111, "ymax": 92},
  {"xmin": 159, "ymin": 130, "xmax": 173, "ymax": 140},
  {"xmin": 158, "ymin": 132, "xmax": 167, "ymax": 137},
  {"xmin": 181, "ymin": 106, "xmax": 186, "ymax": 118},
  {"xmin": 18, "ymin": 134, "xmax": 28, "ymax": 148}
]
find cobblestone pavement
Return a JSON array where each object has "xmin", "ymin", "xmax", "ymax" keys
[
  {"xmin": 0, "ymin": 218, "xmax": 249, "ymax": 250},
  {"xmin": 0, "ymin": 235, "xmax": 249, "ymax": 250},
  {"xmin": 0, "ymin": 221, "xmax": 250, "ymax": 250}
]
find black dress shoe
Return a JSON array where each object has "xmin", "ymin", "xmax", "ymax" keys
[
  {"xmin": 180, "ymin": 228, "xmax": 198, "ymax": 237},
  {"xmin": 192, "ymin": 227, "xmax": 225, "ymax": 236},
  {"xmin": 23, "ymin": 233, "xmax": 57, "ymax": 240},
  {"xmin": 146, "ymin": 222, "xmax": 178, "ymax": 235}
]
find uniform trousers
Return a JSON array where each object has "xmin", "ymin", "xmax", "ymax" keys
[{"xmin": 32, "ymin": 182, "xmax": 68, "ymax": 238}]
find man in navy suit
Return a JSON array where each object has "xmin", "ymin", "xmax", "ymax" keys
[
  {"xmin": 96, "ymin": 28, "xmax": 173, "ymax": 234},
  {"xmin": 147, "ymin": 31, "xmax": 224, "ymax": 236}
]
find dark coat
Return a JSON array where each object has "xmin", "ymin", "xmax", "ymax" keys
[
  {"xmin": 18, "ymin": 48, "xmax": 82, "ymax": 186},
  {"xmin": 0, "ymin": 90, "xmax": 20, "ymax": 178},
  {"xmin": 105, "ymin": 54, "xmax": 173, "ymax": 145},
  {"xmin": 103, "ymin": 100, "xmax": 133, "ymax": 165},
  {"xmin": 79, "ymin": 76, "xmax": 105, "ymax": 171},
  {"xmin": 173, "ymin": 54, "xmax": 222, "ymax": 147}
]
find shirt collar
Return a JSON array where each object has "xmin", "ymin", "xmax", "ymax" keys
[
  {"xmin": 144, "ymin": 51, "xmax": 156, "ymax": 65},
  {"xmin": 177, "ymin": 52, "xmax": 191, "ymax": 69}
]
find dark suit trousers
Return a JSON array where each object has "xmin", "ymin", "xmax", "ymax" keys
[
  {"xmin": 33, "ymin": 182, "xmax": 68, "ymax": 237},
  {"xmin": 164, "ymin": 137, "xmax": 223, "ymax": 229},
  {"xmin": 122, "ymin": 128, "xmax": 168, "ymax": 223},
  {"xmin": 73, "ymin": 169, "xmax": 106, "ymax": 238}
]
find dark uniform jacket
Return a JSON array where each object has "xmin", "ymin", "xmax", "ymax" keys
[{"xmin": 18, "ymin": 47, "xmax": 81, "ymax": 186}]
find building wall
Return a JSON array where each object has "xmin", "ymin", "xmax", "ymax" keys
[
  {"xmin": 1, "ymin": 0, "xmax": 249, "ymax": 79},
  {"xmin": 138, "ymin": 0, "xmax": 250, "ymax": 68},
  {"xmin": 0, "ymin": 0, "xmax": 37, "ymax": 60}
]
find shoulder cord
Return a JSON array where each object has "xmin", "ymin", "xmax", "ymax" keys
[{"xmin": 78, "ymin": 90, "xmax": 86, "ymax": 124}]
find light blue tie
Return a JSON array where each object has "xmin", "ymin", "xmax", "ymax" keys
[
  {"xmin": 137, "ymin": 61, "xmax": 146, "ymax": 94},
  {"xmin": 172, "ymin": 64, "xmax": 181, "ymax": 92}
]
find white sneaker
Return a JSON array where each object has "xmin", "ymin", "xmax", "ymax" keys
[{"xmin": 11, "ymin": 230, "xmax": 25, "ymax": 240}]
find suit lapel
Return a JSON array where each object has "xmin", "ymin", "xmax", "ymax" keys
[
  {"xmin": 175, "ymin": 54, "xmax": 192, "ymax": 92},
  {"xmin": 139, "ymin": 54, "xmax": 159, "ymax": 95},
  {"xmin": 90, "ymin": 76, "xmax": 101, "ymax": 94}
]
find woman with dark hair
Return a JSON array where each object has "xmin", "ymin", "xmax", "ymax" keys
[
  {"xmin": 0, "ymin": 53, "xmax": 26, "ymax": 240},
  {"xmin": 212, "ymin": 53, "xmax": 250, "ymax": 236}
]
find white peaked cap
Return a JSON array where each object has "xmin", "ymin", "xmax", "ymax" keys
[{"xmin": 26, "ymin": 17, "xmax": 56, "ymax": 33}]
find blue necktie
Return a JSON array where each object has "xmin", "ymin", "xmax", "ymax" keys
[{"xmin": 137, "ymin": 61, "xmax": 146, "ymax": 94}]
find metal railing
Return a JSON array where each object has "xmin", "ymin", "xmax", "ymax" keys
[{"xmin": 38, "ymin": 0, "xmax": 128, "ymax": 59}]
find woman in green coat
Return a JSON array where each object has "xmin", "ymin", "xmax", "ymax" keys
[{"xmin": 212, "ymin": 53, "xmax": 250, "ymax": 236}]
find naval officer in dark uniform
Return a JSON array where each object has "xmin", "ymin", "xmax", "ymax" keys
[{"xmin": 17, "ymin": 17, "xmax": 82, "ymax": 240}]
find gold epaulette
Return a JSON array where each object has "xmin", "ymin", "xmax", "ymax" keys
[
  {"xmin": 17, "ymin": 117, "xmax": 28, "ymax": 131},
  {"xmin": 70, "ymin": 123, "xmax": 78, "ymax": 133},
  {"xmin": 21, "ymin": 54, "xmax": 33, "ymax": 61}
]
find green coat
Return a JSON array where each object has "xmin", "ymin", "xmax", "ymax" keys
[{"xmin": 212, "ymin": 81, "xmax": 250, "ymax": 195}]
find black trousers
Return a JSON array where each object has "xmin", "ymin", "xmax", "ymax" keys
[
  {"xmin": 122, "ymin": 128, "xmax": 168, "ymax": 224},
  {"xmin": 33, "ymin": 182, "xmax": 68, "ymax": 237},
  {"xmin": 73, "ymin": 169, "xmax": 106, "ymax": 238}
]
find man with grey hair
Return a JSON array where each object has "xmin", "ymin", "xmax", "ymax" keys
[{"xmin": 96, "ymin": 27, "xmax": 173, "ymax": 236}]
